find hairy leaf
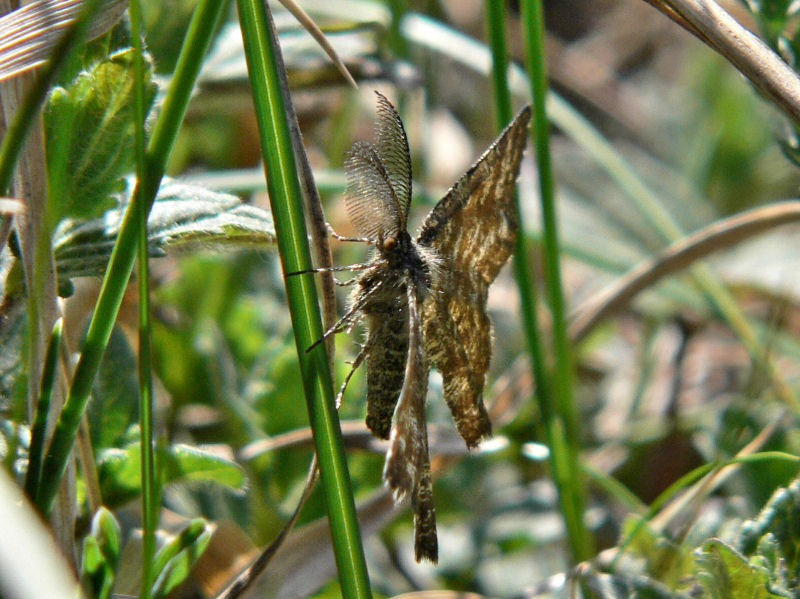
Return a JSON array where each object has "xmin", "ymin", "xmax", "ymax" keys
[
  {"xmin": 738, "ymin": 475, "xmax": 800, "ymax": 591},
  {"xmin": 695, "ymin": 539, "xmax": 789, "ymax": 599},
  {"xmin": 53, "ymin": 180, "xmax": 276, "ymax": 293},
  {"xmin": 44, "ymin": 48, "xmax": 156, "ymax": 229}
]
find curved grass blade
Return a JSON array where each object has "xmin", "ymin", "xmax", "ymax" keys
[
  {"xmin": 0, "ymin": 468, "xmax": 82, "ymax": 599},
  {"xmin": 276, "ymin": 0, "xmax": 357, "ymax": 87}
]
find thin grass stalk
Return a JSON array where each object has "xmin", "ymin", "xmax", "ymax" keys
[
  {"xmin": 235, "ymin": 2, "xmax": 371, "ymax": 597},
  {"xmin": 35, "ymin": 0, "xmax": 230, "ymax": 516},
  {"xmin": 482, "ymin": 0, "xmax": 552, "ymax": 485},
  {"xmin": 129, "ymin": 1, "xmax": 157, "ymax": 596},
  {"xmin": 23, "ymin": 317, "xmax": 62, "ymax": 500},
  {"xmin": 388, "ymin": 0, "xmax": 409, "ymax": 60},
  {"xmin": 519, "ymin": 0, "xmax": 593, "ymax": 562},
  {"xmin": 485, "ymin": 1, "xmax": 512, "ymax": 123}
]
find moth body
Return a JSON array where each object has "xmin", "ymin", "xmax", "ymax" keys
[
  {"xmin": 351, "ymin": 231, "xmax": 439, "ymax": 439},
  {"xmin": 335, "ymin": 91, "xmax": 531, "ymax": 563}
]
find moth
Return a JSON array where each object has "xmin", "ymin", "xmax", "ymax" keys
[{"xmin": 321, "ymin": 92, "xmax": 530, "ymax": 563}]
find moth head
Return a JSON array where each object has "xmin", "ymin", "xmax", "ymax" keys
[
  {"xmin": 377, "ymin": 229, "xmax": 412, "ymax": 261},
  {"xmin": 382, "ymin": 235, "xmax": 398, "ymax": 251}
]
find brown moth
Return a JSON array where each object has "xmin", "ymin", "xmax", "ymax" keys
[{"xmin": 325, "ymin": 92, "xmax": 530, "ymax": 563}]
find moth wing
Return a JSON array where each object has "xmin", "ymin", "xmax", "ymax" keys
[
  {"xmin": 374, "ymin": 91, "xmax": 412, "ymax": 222},
  {"xmin": 383, "ymin": 285, "xmax": 437, "ymax": 561},
  {"xmin": 417, "ymin": 105, "xmax": 531, "ymax": 447},
  {"xmin": 383, "ymin": 286, "xmax": 430, "ymax": 496},
  {"xmin": 416, "ymin": 105, "xmax": 530, "ymax": 278},
  {"xmin": 412, "ymin": 452, "xmax": 438, "ymax": 563},
  {"xmin": 422, "ymin": 284, "xmax": 494, "ymax": 446},
  {"xmin": 344, "ymin": 141, "xmax": 404, "ymax": 242}
]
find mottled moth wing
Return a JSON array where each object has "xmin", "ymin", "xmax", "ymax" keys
[
  {"xmin": 417, "ymin": 105, "xmax": 531, "ymax": 447},
  {"xmin": 383, "ymin": 285, "xmax": 437, "ymax": 562}
]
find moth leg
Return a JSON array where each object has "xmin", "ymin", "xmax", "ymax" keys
[
  {"xmin": 307, "ymin": 277, "xmax": 387, "ymax": 352},
  {"xmin": 307, "ymin": 305, "xmax": 360, "ymax": 353},
  {"xmin": 335, "ymin": 344, "xmax": 367, "ymax": 408},
  {"xmin": 286, "ymin": 261, "xmax": 377, "ymax": 277},
  {"xmin": 333, "ymin": 276, "xmax": 359, "ymax": 287},
  {"xmin": 327, "ymin": 223, "xmax": 374, "ymax": 245}
]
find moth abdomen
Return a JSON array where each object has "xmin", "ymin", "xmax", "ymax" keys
[{"xmin": 363, "ymin": 309, "xmax": 408, "ymax": 439}]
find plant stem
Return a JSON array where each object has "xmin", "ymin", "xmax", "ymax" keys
[
  {"xmin": 519, "ymin": 0, "xmax": 593, "ymax": 562},
  {"xmin": 129, "ymin": 1, "xmax": 158, "ymax": 596},
  {"xmin": 235, "ymin": 2, "xmax": 372, "ymax": 598}
]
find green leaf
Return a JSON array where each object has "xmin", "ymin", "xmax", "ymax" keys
[
  {"xmin": 738, "ymin": 475, "xmax": 800, "ymax": 590},
  {"xmin": 161, "ymin": 443, "xmax": 246, "ymax": 487},
  {"xmin": 750, "ymin": 534, "xmax": 794, "ymax": 597},
  {"xmin": 80, "ymin": 507, "xmax": 121, "ymax": 599},
  {"xmin": 44, "ymin": 47, "xmax": 157, "ymax": 229},
  {"xmin": 92, "ymin": 506, "xmax": 122, "ymax": 558},
  {"xmin": 97, "ymin": 441, "xmax": 246, "ymax": 506},
  {"xmin": 150, "ymin": 518, "xmax": 213, "ymax": 599},
  {"xmin": 695, "ymin": 539, "xmax": 789, "ymax": 599},
  {"xmin": 53, "ymin": 180, "xmax": 276, "ymax": 290}
]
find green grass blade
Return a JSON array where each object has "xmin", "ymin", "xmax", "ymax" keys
[
  {"xmin": 23, "ymin": 317, "xmax": 63, "ymax": 500},
  {"xmin": 485, "ymin": 1, "xmax": 512, "ymax": 124},
  {"xmin": 518, "ymin": 0, "xmax": 593, "ymax": 562},
  {"xmin": 35, "ymin": 0, "xmax": 230, "ymax": 517},
  {"xmin": 235, "ymin": 2, "xmax": 371, "ymax": 597},
  {"xmin": 0, "ymin": 0, "xmax": 100, "ymax": 516},
  {"xmin": 388, "ymin": 0, "xmax": 409, "ymax": 59},
  {"xmin": 129, "ymin": 2, "xmax": 158, "ymax": 597}
]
